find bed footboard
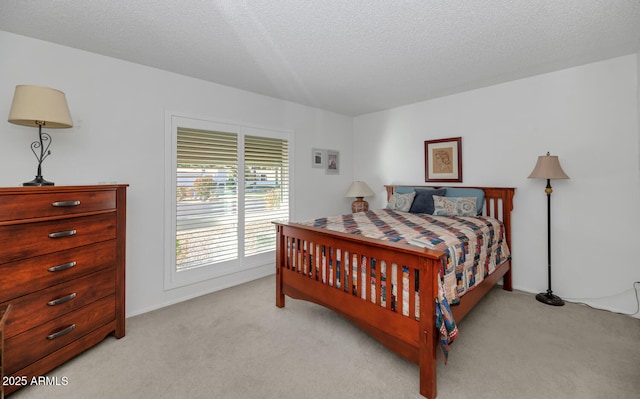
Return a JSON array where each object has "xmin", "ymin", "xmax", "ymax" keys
[{"xmin": 275, "ymin": 222, "xmax": 446, "ymax": 398}]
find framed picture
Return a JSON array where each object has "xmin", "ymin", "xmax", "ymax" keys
[
  {"xmin": 424, "ymin": 137, "xmax": 462, "ymax": 182},
  {"xmin": 311, "ymin": 148, "xmax": 325, "ymax": 168},
  {"xmin": 326, "ymin": 150, "xmax": 340, "ymax": 175}
]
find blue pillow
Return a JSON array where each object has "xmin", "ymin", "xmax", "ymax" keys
[
  {"xmin": 394, "ymin": 186, "xmax": 416, "ymax": 195},
  {"xmin": 409, "ymin": 188, "xmax": 447, "ymax": 214},
  {"xmin": 442, "ymin": 187, "xmax": 485, "ymax": 215}
]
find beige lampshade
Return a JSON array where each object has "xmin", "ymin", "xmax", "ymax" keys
[
  {"xmin": 345, "ymin": 181, "xmax": 374, "ymax": 198},
  {"xmin": 8, "ymin": 85, "xmax": 73, "ymax": 128},
  {"xmin": 528, "ymin": 152, "xmax": 569, "ymax": 180}
]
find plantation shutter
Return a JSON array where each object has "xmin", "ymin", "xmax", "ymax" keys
[
  {"xmin": 244, "ymin": 135, "xmax": 289, "ymax": 256},
  {"xmin": 176, "ymin": 128, "xmax": 238, "ymax": 270}
]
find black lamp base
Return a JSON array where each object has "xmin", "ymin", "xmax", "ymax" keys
[
  {"xmin": 536, "ymin": 291, "xmax": 565, "ymax": 306},
  {"xmin": 23, "ymin": 176, "xmax": 54, "ymax": 186}
]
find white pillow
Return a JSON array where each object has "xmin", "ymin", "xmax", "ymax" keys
[
  {"xmin": 387, "ymin": 191, "xmax": 416, "ymax": 212},
  {"xmin": 432, "ymin": 196, "xmax": 477, "ymax": 216}
]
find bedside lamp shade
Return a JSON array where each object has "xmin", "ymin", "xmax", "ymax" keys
[
  {"xmin": 346, "ymin": 181, "xmax": 374, "ymax": 213},
  {"xmin": 7, "ymin": 85, "xmax": 73, "ymax": 186}
]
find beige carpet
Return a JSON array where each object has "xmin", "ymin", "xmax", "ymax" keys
[{"xmin": 10, "ymin": 275, "xmax": 640, "ymax": 399}]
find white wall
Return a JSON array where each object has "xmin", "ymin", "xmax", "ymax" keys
[
  {"xmin": 0, "ymin": 31, "xmax": 354, "ymax": 316},
  {"xmin": 354, "ymin": 54, "xmax": 640, "ymax": 316},
  {"xmin": 2, "ymin": 30, "xmax": 638, "ymax": 319}
]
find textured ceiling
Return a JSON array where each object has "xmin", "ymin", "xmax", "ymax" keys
[{"xmin": 1, "ymin": 0, "xmax": 639, "ymax": 116}]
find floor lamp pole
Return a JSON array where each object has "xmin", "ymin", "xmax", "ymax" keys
[{"xmin": 536, "ymin": 178, "xmax": 564, "ymax": 306}]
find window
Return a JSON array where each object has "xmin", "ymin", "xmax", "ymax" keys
[
  {"xmin": 244, "ymin": 135, "xmax": 289, "ymax": 256},
  {"xmin": 166, "ymin": 115, "xmax": 291, "ymax": 289},
  {"xmin": 176, "ymin": 128, "xmax": 239, "ymax": 271}
]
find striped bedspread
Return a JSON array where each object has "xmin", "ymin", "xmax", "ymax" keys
[{"xmin": 298, "ymin": 209, "xmax": 510, "ymax": 356}]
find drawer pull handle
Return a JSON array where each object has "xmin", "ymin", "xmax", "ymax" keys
[
  {"xmin": 48, "ymin": 229, "xmax": 77, "ymax": 238},
  {"xmin": 48, "ymin": 261, "xmax": 77, "ymax": 272},
  {"xmin": 52, "ymin": 200, "xmax": 81, "ymax": 207},
  {"xmin": 47, "ymin": 293, "xmax": 77, "ymax": 306},
  {"xmin": 47, "ymin": 324, "xmax": 76, "ymax": 340}
]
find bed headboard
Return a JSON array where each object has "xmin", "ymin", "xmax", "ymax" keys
[{"xmin": 384, "ymin": 185, "xmax": 515, "ymax": 248}]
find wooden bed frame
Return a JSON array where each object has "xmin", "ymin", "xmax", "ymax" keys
[{"xmin": 275, "ymin": 185, "xmax": 515, "ymax": 398}]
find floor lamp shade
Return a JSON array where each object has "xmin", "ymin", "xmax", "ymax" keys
[
  {"xmin": 528, "ymin": 153, "xmax": 569, "ymax": 180},
  {"xmin": 345, "ymin": 181, "xmax": 374, "ymax": 212},
  {"xmin": 528, "ymin": 152, "xmax": 569, "ymax": 306},
  {"xmin": 7, "ymin": 85, "xmax": 73, "ymax": 186}
]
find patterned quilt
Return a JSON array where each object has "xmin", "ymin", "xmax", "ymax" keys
[{"xmin": 298, "ymin": 209, "xmax": 510, "ymax": 358}]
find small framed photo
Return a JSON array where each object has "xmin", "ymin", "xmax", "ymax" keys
[
  {"xmin": 311, "ymin": 148, "xmax": 325, "ymax": 168},
  {"xmin": 326, "ymin": 150, "xmax": 340, "ymax": 175},
  {"xmin": 425, "ymin": 137, "xmax": 462, "ymax": 182}
]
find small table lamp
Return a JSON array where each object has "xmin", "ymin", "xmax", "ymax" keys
[
  {"xmin": 8, "ymin": 85, "xmax": 73, "ymax": 186},
  {"xmin": 528, "ymin": 152, "xmax": 570, "ymax": 306},
  {"xmin": 345, "ymin": 181, "xmax": 374, "ymax": 213}
]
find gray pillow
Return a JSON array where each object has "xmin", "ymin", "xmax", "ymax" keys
[{"xmin": 409, "ymin": 188, "xmax": 446, "ymax": 214}]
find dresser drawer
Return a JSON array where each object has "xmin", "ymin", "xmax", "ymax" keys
[
  {"xmin": 0, "ymin": 240, "xmax": 116, "ymax": 303},
  {"xmin": 0, "ymin": 190, "xmax": 115, "ymax": 222},
  {"xmin": 4, "ymin": 295, "xmax": 116, "ymax": 374},
  {"xmin": 1, "ymin": 268, "xmax": 115, "ymax": 340},
  {"xmin": 0, "ymin": 212, "xmax": 116, "ymax": 263}
]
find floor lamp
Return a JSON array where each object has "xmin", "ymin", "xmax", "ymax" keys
[{"xmin": 528, "ymin": 152, "xmax": 570, "ymax": 306}]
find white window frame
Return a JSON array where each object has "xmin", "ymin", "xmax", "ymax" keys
[{"xmin": 164, "ymin": 112, "xmax": 293, "ymax": 290}]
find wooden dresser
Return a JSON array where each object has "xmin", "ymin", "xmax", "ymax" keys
[
  {"xmin": 1, "ymin": 304, "xmax": 12, "ymax": 399},
  {"xmin": 0, "ymin": 185, "xmax": 127, "ymax": 395}
]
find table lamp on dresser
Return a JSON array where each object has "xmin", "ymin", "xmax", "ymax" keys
[{"xmin": 7, "ymin": 84, "xmax": 73, "ymax": 186}]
